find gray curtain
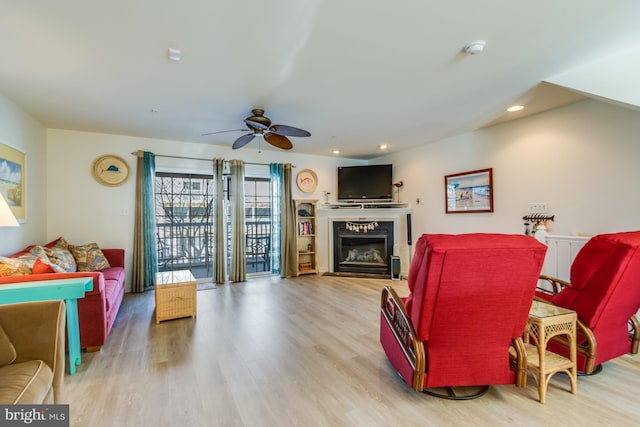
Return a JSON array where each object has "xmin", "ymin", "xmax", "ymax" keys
[
  {"xmin": 229, "ymin": 160, "xmax": 246, "ymax": 282},
  {"xmin": 212, "ymin": 158, "xmax": 226, "ymax": 284},
  {"xmin": 281, "ymin": 163, "xmax": 298, "ymax": 277},
  {"xmin": 132, "ymin": 151, "xmax": 158, "ymax": 292}
]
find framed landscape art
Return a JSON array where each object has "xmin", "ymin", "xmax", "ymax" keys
[
  {"xmin": 0, "ymin": 142, "xmax": 26, "ymax": 221},
  {"xmin": 445, "ymin": 168, "xmax": 493, "ymax": 214}
]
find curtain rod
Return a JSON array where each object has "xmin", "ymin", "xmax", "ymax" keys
[{"xmin": 130, "ymin": 152, "xmax": 294, "ymax": 167}]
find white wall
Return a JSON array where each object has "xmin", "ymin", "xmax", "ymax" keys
[
  {"xmin": 375, "ymin": 99, "xmax": 640, "ymax": 238},
  {"xmin": 0, "ymin": 94, "xmax": 47, "ymax": 255},
  {"xmin": 45, "ymin": 129, "xmax": 364, "ymax": 290},
  {"xmin": 7, "ymin": 96, "xmax": 640, "ymax": 288}
]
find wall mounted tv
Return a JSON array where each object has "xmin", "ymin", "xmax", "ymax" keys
[{"xmin": 337, "ymin": 164, "xmax": 393, "ymax": 202}]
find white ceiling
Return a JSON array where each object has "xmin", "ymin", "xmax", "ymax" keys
[{"xmin": 1, "ymin": 1, "xmax": 639, "ymax": 159}]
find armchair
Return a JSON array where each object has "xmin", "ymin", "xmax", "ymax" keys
[
  {"xmin": 380, "ymin": 233, "xmax": 547, "ymax": 399},
  {"xmin": 0, "ymin": 300, "xmax": 65, "ymax": 404},
  {"xmin": 535, "ymin": 231, "xmax": 640, "ymax": 374}
]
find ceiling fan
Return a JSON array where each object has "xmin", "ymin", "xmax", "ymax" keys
[{"xmin": 202, "ymin": 108, "xmax": 311, "ymax": 150}]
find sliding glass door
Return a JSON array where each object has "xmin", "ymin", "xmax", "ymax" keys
[
  {"xmin": 154, "ymin": 173, "xmax": 214, "ymax": 280},
  {"xmin": 154, "ymin": 170, "xmax": 277, "ymax": 280}
]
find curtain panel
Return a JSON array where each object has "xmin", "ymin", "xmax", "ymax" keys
[
  {"xmin": 132, "ymin": 151, "xmax": 158, "ymax": 292},
  {"xmin": 229, "ymin": 160, "xmax": 246, "ymax": 282},
  {"xmin": 281, "ymin": 163, "xmax": 297, "ymax": 277},
  {"xmin": 212, "ymin": 158, "xmax": 226, "ymax": 284},
  {"xmin": 269, "ymin": 163, "xmax": 283, "ymax": 275}
]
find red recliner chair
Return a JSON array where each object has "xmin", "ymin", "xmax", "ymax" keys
[
  {"xmin": 380, "ymin": 233, "xmax": 547, "ymax": 399},
  {"xmin": 536, "ymin": 231, "xmax": 640, "ymax": 374}
]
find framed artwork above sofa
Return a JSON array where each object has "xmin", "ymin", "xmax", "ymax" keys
[{"xmin": 0, "ymin": 142, "xmax": 26, "ymax": 222}]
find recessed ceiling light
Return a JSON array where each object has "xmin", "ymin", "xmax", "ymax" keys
[
  {"xmin": 378, "ymin": 144, "xmax": 388, "ymax": 150},
  {"xmin": 507, "ymin": 105, "xmax": 524, "ymax": 112},
  {"xmin": 331, "ymin": 149, "xmax": 341, "ymax": 155}
]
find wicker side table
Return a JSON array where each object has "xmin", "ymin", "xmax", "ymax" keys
[
  {"xmin": 524, "ymin": 300, "xmax": 577, "ymax": 403},
  {"xmin": 154, "ymin": 270, "xmax": 197, "ymax": 324}
]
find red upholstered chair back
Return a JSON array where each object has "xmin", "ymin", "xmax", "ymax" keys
[
  {"xmin": 552, "ymin": 231, "xmax": 640, "ymax": 338},
  {"xmin": 405, "ymin": 234, "xmax": 547, "ymax": 387}
]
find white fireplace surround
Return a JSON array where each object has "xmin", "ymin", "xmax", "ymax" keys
[{"xmin": 317, "ymin": 206, "xmax": 413, "ymax": 277}]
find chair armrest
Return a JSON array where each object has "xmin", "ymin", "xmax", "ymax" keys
[
  {"xmin": 630, "ymin": 316, "xmax": 639, "ymax": 355},
  {"xmin": 0, "ymin": 301, "xmax": 66, "ymax": 400},
  {"xmin": 102, "ymin": 249, "xmax": 125, "ymax": 268},
  {"xmin": 537, "ymin": 274, "xmax": 572, "ymax": 296},
  {"xmin": 380, "ymin": 286, "xmax": 425, "ymax": 391}
]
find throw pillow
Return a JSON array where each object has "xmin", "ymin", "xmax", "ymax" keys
[
  {"xmin": 44, "ymin": 239, "xmax": 77, "ymax": 272},
  {"xmin": 44, "ymin": 236, "xmax": 68, "ymax": 249},
  {"xmin": 29, "ymin": 246, "xmax": 65, "ymax": 273},
  {"xmin": 68, "ymin": 243, "xmax": 111, "ymax": 272},
  {"xmin": 32, "ymin": 258, "xmax": 55, "ymax": 274},
  {"xmin": 0, "ymin": 324, "xmax": 17, "ymax": 367},
  {"xmin": 0, "ymin": 255, "xmax": 33, "ymax": 276}
]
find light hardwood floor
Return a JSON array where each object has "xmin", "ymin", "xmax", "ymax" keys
[{"xmin": 65, "ymin": 275, "xmax": 640, "ymax": 426}]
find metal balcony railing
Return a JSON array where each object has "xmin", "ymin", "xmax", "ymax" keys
[{"xmin": 157, "ymin": 220, "xmax": 272, "ymax": 279}]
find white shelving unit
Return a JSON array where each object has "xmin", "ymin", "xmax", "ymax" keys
[{"xmin": 295, "ymin": 199, "xmax": 318, "ymax": 275}]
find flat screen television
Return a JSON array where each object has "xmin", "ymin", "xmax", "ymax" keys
[{"xmin": 337, "ymin": 164, "xmax": 393, "ymax": 202}]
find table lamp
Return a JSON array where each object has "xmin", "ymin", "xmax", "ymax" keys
[{"xmin": 0, "ymin": 193, "xmax": 19, "ymax": 227}]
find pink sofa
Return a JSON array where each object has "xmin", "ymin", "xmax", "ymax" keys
[{"xmin": 0, "ymin": 247, "xmax": 125, "ymax": 352}]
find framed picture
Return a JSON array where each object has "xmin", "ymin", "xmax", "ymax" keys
[
  {"xmin": 445, "ymin": 168, "xmax": 493, "ymax": 213},
  {"xmin": 0, "ymin": 142, "xmax": 26, "ymax": 221}
]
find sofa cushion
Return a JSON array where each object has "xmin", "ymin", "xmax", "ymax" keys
[
  {"xmin": 44, "ymin": 238, "xmax": 77, "ymax": 272},
  {"xmin": 0, "ymin": 360, "xmax": 53, "ymax": 404},
  {"xmin": 101, "ymin": 266, "xmax": 125, "ymax": 283},
  {"xmin": 0, "ymin": 325, "xmax": 16, "ymax": 367},
  {"xmin": 69, "ymin": 243, "xmax": 111, "ymax": 272},
  {"xmin": 103, "ymin": 278, "xmax": 123, "ymax": 313}
]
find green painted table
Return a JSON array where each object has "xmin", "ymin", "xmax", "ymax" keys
[{"xmin": 0, "ymin": 277, "xmax": 93, "ymax": 374}]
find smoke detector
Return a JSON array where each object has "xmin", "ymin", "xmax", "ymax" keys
[
  {"xmin": 168, "ymin": 48, "xmax": 182, "ymax": 62},
  {"xmin": 463, "ymin": 40, "xmax": 486, "ymax": 55}
]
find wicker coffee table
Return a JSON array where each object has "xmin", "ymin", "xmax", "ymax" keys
[{"xmin": 154, "ymin": 270, "xmax": 197, "ymax": 324}]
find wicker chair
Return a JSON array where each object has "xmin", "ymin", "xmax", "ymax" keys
[
  {"xmin": 380, "ymin": 233, "xmax": 547, "ymax": 399},
  {"xmin": 535, "ymin": 231, "xmax": 640, "ymax": 374}
]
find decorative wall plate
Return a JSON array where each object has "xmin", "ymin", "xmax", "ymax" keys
[
  {"xmin": 296, "ymin": 169, "xmax": 318, "ymax": 193},
  {"xmin": 92, "ymin": 155, "xmax": 130, "ymax": 186}
]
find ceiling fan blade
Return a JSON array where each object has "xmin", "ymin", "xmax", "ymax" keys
[
  {"xmin": 232, "ymin": 134, "xmax": 256, "ymax": 149},
  {"xmin": 244, "ymin": 119, "xmax": 269, "ymax": 130},
  {"xmin": 201, "ymin": 128, "xmax": 247, "ymax": 136},
  {"xmin": 265, "ymin": 133, "xmax": 293, "ymax": 150},
  {"xmin": 269, "ymin": 124, "xmax": 311, "ymax": 137}
]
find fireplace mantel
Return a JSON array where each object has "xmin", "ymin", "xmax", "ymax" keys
[{"xmin": 317, "ymin": 205, "xmax": 413, "ymax": 278}]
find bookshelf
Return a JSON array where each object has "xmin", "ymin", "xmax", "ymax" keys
[{"xmin": 295, "ymin": 199, "xmax": 318, "ymax": 275}]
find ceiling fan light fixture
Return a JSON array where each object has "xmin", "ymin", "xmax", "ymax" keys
[
  {"xmin": 378, "ymin": 144, "xmax": 388, "ymax": 150},
  {"xmin": 206, "ymin": 108, "xmax": 310, "ymax": 151}
]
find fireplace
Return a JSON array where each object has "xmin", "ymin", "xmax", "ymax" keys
[{"xmin": 332, "ymin": 221, "xmax": 394, "ymax": 276}]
